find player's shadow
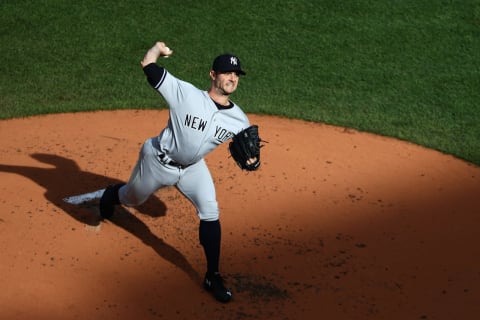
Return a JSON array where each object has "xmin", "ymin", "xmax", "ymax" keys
[{"xmin": 0, "ymin": 153, "xmax": 200, "ymax": 283}]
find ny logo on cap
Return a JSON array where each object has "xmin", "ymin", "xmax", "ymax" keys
[{"xmin": 230, "ymin": 57, "xmax": 238, "ymax": 66}]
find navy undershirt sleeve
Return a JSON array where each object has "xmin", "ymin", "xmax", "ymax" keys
[{"xmin": 143, "ymin": 63, "xmax": 166, "ymax": 88}]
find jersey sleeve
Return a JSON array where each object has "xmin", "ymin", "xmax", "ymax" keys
[
  {"xmin": 142, "ymin": 63, "xmax": 195, "ymax": 109},
  {"xmin": 143, "ymin": 63, "xmax": 166, "ymax": 89}
]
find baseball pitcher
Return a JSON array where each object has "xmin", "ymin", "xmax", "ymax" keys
[{"xmin": 99, "ymin": 41, "xmax": 262, "ymax": 303}]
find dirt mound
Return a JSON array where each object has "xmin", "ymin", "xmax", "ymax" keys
[{"xmin": 1, "ymin": 110, "xmax": 479, "ymax": 319}]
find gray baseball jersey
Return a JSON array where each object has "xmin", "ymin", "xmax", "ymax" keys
[
  {"xmin": 118, "ymin": 65, "xmax": 250, "ymax": 221},
  {"xmin": 155, "ymin": 69, "xmax": 250, "ymax": 165}
]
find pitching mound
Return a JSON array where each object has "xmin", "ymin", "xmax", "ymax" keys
[{"xmin": 1, "ymin": 110, "xmax": 479, "ymax": 320}]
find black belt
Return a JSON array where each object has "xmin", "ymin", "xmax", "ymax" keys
[
  {"xmin": 167, "ymin": 160, "xmax": 191, "ymax": 169},
  {"xmin": 158, "ymin": 154, "xmax": 191, "ymax": 169}
]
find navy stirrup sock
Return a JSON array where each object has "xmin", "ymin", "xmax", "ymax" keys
[{"xmin": 199, "ymin": 220, "xmax": 221, "ymax": 275}]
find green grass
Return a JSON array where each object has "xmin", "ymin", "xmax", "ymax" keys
[{"xmin": 1, "ymin": 0, "xmax": 479, "ymax": 165}]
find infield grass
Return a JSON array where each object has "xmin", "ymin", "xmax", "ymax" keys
[{"xmin": 1, "ymin": 0, "xmax": 479, "ymax": 165}]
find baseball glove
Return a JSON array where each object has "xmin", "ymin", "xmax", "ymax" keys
[{"xmin": 229, "ymin": 125, "xmax": 263, "ymax": 171}]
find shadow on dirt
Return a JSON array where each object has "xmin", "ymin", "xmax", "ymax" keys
[{"xmin": 0, "ymin": 153, "xmax": 200, "ymax": 283}]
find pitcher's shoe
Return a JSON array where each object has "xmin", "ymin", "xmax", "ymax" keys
[
  {"xmin": 99, "ymin": 183, "xmax": 125, "ymax": 219},
  {"xmin": 204, "ymin": 272, "xmax": 232, "ymax": 303}
]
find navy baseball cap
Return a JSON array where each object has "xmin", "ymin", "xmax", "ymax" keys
[{"xmin": 212, "ymin": 54, "xmax": 246, "ymax": 75}]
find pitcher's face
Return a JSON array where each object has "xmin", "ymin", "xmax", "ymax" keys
[{"xmin": 210, "ymin": 71, "xmax": 240, "ymax": 96}]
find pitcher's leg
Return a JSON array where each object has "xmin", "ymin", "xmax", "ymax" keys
[
  {"xmin": 120, "ymin": 138, "xmax": 179, "ymax": 206},
  {"xmin": 99, "ymin": 183, "xmax": 125, "ymax": 219},
  {"xmin": 199, "ymin": 219, "xmax": 221, "ymax": 275},
  {"xmin": 177, "ymin": 160, "xmax": 221, "ymax": 273},
  {"xmin": 177, "ymin": 159, "xmax": 219, "ymax": 221},
  {"xmin": 177, "ymin": 161, "xmax": 231, "ymax": 302},
  {"xmin": 100, "ymin": 138, "xmax": 178, "ymax": 218}
]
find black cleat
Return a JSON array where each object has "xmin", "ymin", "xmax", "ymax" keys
[
  {"xmin": 99, "ymin": 183, "xmax": 124, "ymax": 219},
  {"xmin": 204, "ymin": 272, "xmax": 232, "ymax": 303}
]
